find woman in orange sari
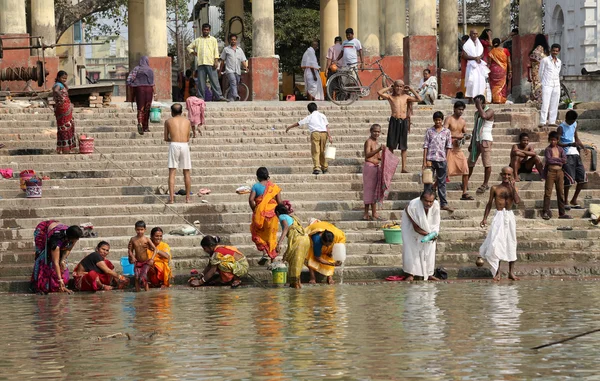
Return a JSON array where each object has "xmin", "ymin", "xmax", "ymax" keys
[
  {"xmin": 249, "ymin": 167, "xmax": 282, "ymax": 265},
  {"xmin": 488, "ymin": 38, "xmax": 512, "ymax": 104}
]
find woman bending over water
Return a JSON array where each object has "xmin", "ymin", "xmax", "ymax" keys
[
  {"xmin": 275, "ymin": 203, "xmax": 310, "ymax": 288},
  {"xmin": 189, "ymin": 235, "xmax": 249, "ymax": 288},
  {"xmin": 73, "ymin": 241, "xmax": 128, "ymax": 291},
  {"xmin": 249, "ymin": 167, "xmax": 282, "ymax": 265}
]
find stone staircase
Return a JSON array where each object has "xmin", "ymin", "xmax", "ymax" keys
[{"xmin": 0, "ymin": 101, "xmax": 599, "ymax": 291}]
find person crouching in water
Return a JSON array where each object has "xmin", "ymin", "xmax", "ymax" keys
[
  {"xmin": 479, "ymin": 166, "xmax": 521, "ymax": 281},
  {"xmin": 305, "ymin": 221, "xmax": 346, "ymax": 284},
  {"xmin": 189, "ymin": 235, "xmax": 249, "ymax": 288}
]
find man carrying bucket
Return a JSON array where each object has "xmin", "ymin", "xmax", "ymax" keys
[
  {"xmin": 285, "ymin": 102, "xmax": 333, "ymax": 175},
  {"xmin": 305, "ymin": 220, "xmax": 345, "ymax": 284}
]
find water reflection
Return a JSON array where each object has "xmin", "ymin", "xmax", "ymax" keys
[{"xmin": 1, "ymin": 281, "xmax": 600, "ymax": 380}]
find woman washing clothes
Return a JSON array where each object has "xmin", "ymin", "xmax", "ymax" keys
[
  {"xmin": 189, "ymin": 235, "xmax": 249, "ymax": 288},
  {"xmin": 275, "ymin": 202, "xmax": 310, "ymax": 288},
  {"xmin": 73, "ymin": 241, "xmax": 129, "ymax": 291},
  {"xmin": 249, "ymin": 167, "xmax": 282, "ymax": 265},
  {"xmin": 305, "ymin": 220, "xmax": 345, "ymax": 284},
  {"xmin": 126, "ymin": 56, "xmax": 156, "ymax": 135},
  {"xmin": 52, "ymin": 71, "xmax": 77, "ymax": 154}
]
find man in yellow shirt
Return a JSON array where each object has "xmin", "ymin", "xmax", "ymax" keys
[{"xmin": 186, "ymin": 23, "xmax": 227, "ymax": 101}]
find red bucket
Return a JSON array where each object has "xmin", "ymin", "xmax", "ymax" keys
[
  {"xmin": 79, "ymin": 137, "xmax": 95, "ymax": 154},
  {"xmin": 19, "ymin": 170, "xmax": 35, "ymax": 192}
]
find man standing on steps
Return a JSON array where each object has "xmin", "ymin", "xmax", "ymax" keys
[
  {"xmin": 186, "ymin": 23, "xmax": 227, "ymax": 102},
  {"xmin": 301, "ymin": 40, "xmax": 324, "ymax": 101},
  {"xmin": 220, "ymin": 34, "xmax": 248, "ymax": 101},
  {"xmin": 538, "ymin": 44, "xmax": 562, "ymax": 127},
  {"xmin": 479, "ymin": 166, "xmax": 521, "ymax": 281},
  {"xmin": 468, "ymin": 95, "xmax": 495, "ymax": 194},
  {"xmin": 326, "ymin": 36, "xmax": 343, "ymax": 77},
  {"xmin": 444, "ymin": 101, "xmax": 474, "ymax": 201},
  {"xmin": 462, "ymin": 29, "xmax": 489, "ymax": 101},
  {"xmin": 337, "ymin": 28, "xmax": 364, "ymax": 78},
  {"xmin": 164, "ymin": 104, "xmax": 192, "ymax": 204},
  {"xmin": 285, "ymin": 102, "xmax": 332, "ymax": 175},
  {"xmin": 377, "ymin": 80, "xmax": 422, "ymax": 173}
]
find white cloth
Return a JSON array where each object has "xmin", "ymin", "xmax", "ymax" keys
[
  {"xmin": 540, "ymin": 84, "xmax": 560, "ymax": 125},
  {"xmin": 301, "ymin": 47, "xmax": 324, "ymax": 100},
  {"xmin": 480, "ymin": 119, "xmax": 494, "ymax": 141},
  {"xmin": 298, "ymin": 111, "xmax": 328, "ymax": 133},
  {"xmin": 463, "ymin": 38, "xmax": 489, "ymax": 98},
  {"xmin": 539, "ymin": 56, "xmax": 562, "ymax": 87},
  {"xmin": 168, "ymin": 142, "xmax": 192, "ymax": 170},
  {"xmin": 479, "ymin": 209, "xmax": 517, "ymax": 275},
  {"xmin": 341, "ymin": 38, "xmax": 362, "ymax": 66},
  {"xmin": 401, "ymin": 197, "xmax": 441, "ymax": 278},
  {"xmin": 419, "ymin": 76, "xmax": 438, "ymax": 104}
]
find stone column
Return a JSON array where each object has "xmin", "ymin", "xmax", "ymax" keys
[
  {"xmin": 490, "ymin": 0, "xmax": 511, "ymax": 40},
  {"xmin": 251, "ymin": 0, "xmax": 279, "ymax": 100},
  {"xmin": 31, "ymin": 0, "xmax": 56, "ymax": 56},
  {"xmin": 512, "ymin": 0, "xmax": 543, "ymax": 102},
  {"xmin": 128, "ymin": 0, "xmax": 146, "ymax": 70},
  {"xmin": 404, "ymin": 0, "xmax": 437, "ymax": 87},
  {"xmin": 358, "ymin": 0, "xmax": 379, "ymax": 57},
  {"xmin": 338, "ymin": 0, "xmax": 346, "ymax": 37},
  {"xmin": 320, "ymin": 0, "xmax": 339, "ymax": 69},
  {"xmin": 0, "ymin": 0, "xmax": 26, "ymax": 34},
  {"xmin": 144, "ymin": 0, "xmax": 168, "ymax": 57},
  {"xmin": 345, "ymin": 0, "xmax": 358, "ymax": 33},
  {"xmin": 385, "ymin": 0, "xmax": 405, "ymax": 56},
  {"xmin": 224, "ymin": 0, "xmax": 244, "ymax": 40},
  {"xmin": 438, "ymin": 0, "xmax": 460, "ymax": 96}
]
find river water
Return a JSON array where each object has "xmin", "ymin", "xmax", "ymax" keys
[{"xmin": 1, "ymin": 280, "xmax": 600, "ymax": 380}]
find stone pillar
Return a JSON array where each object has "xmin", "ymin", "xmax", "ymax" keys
[
  {"xmin": 31, "ymin": 0, "xmax": 56, "ymax": 56},
  {"xmin": 320, "ymin": 0, "xmax": 339, "ymax": 69},
  {"xmin": 144, "ymin": 0, "xmax": 168, "ymax": 57},
  {"xmin": 512, "ymin": 0, "xmax": 543, "ymax": 101},
  {"xmin": 338, "ymin": 0, "xmax": 346, "ymax": 37},
  {"xmin": 358, "ymin": 0, "xmax": 379, "ymax": 57},
  {"xmin": 385, "ymin": 0, "xmax": 405, "ymax": 56},
  {"xmin": 345, "ymin": 0, "xmax": 358, "ymax": 33},
  {"xmin": 0, "ymin": 0, "xmax": 26, "ymax": 34},
  {"xmin": 404, "ymin": 0, "xmax": 437, "ymax": 87},
  {"xmin": 438, "ymin": 0, "xmax": 460, "ymax": 96},
  {"xmin": 224, "ymin": 0, "xmax": 244, "ymax": 40},
  {"xmin": 251, "ymin": 0, "xmax": 279, "ymax": 100},
  {"xmin": 490, "ymin": 0, "xmax": 511, "ymax": 40},
  {"xmin": 128, "ymin": 0, "xmax": 146, "ymax": 70}
]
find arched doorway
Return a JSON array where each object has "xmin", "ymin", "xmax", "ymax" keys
[{"xmin": 550, "ymin": 5, "xmax": 568, "ymax": 73}]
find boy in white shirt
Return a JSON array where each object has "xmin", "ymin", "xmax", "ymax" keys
[
  {"xmin": 286, "ymin": 102, "xmax": 333, "ymax": 175},
  {"xmin": 337, "ymin": 28, "xmax": 364, "ymax": 71}
]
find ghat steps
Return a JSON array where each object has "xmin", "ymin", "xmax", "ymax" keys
[{"xmin": 0, "ymin": 101, "xmax": 598, "ymax": 290}]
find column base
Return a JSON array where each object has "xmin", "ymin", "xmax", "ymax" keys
[
  {"xmin": 438, "ymin": 70, "xmax": 462, "ymax": 97},
  {"xmin": 147, "ymin": 56, "xmax": 172, "ymax": 101},
  {"xmin": 403, "ymin": 35, "xmax": 437, "ymax": 87},
  {"xmin": 511, "ymin": 34, "xmax": 538, "ymax": 102},
  {"xmin": 249, "ymin": 57, "xmax": 279, "ymax": 101}
]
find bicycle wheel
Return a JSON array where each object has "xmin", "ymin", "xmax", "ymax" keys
[
  {"xmin": 560, "ymin": 83, "xmax": 571, "ymax": 104},
  {"xmin": 224, "ymin": 82, "xmax": 249, "ymax": 101},
  {"xmin": 327, "ymin": 73, "xmax": 359, "ymax": 106}
]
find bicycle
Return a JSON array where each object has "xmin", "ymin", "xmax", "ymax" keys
[
  {"xmin": 223, "ymin": 71, "xmax": 249, "ymax": 101},
  {"xmin": 326, "ymin": 57, "xmax": 394, "ymax": 106}
]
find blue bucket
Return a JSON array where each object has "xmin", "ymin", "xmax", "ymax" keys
[{"xmin": 120, "ymin": 257, "xmax": 134, "ymax": 276}]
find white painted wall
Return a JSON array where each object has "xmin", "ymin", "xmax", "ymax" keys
[{"xmin": 544, "ymin": 0, "xmax": 600, "ymax": 75}]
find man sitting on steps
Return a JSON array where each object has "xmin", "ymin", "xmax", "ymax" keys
[{"xmin": 164, "ymin": 103, "xmax": 192, "ymax": 204}]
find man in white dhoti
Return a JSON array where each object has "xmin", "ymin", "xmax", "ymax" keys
[
  {"xmin": 479, "ymin": 166, "xmax": 521, "ymax": 281},
  {"xmin": 462, "ymin": 29, "xmax": 490, "ymax": 100},
  {"xmin": 401, "ymin": 190, "xmax": 441, "ymax": 281},
  {"xmin": 418, "ymin": 69, "xmax": 438, "ymax": 105},
  {"xmin": 301, "ymin": 40, "xmax": 324, "ymax": 101}
]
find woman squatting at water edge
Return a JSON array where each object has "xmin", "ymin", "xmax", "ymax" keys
[
  {"xmin": 73, "ymin": 241, "xmax": 129, "ymax": 291},
  {"xmin": 188, "ymin": 235, "xmax": 249, "ymax": 288}
]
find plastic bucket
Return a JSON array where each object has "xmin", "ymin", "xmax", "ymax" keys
[
  {"xmin": 120, "ymin": 257, "xmax": 134, "ymax": 276},
  {"xmin": 332, "ymin": 243, "xmax": 346, "ymax": 262},
  {"xmin": 19, "ymin": 170, "xmax": 35, "ymax": 192},
  {"xmin": 383, "ymin": 228, "xmax": 403, "ymax": 244},
  {"xmin": 79, "ymin": 137, "xmax": 95, "ymax": 154},
  {"xmin": 25, "ymin": 178, "xmax": 42, "ymax": 198},
  {"xmin": 272, "ymin": 267, "xmax": 287, "ymax": 286},
  {"xmin": 325, "ymin": 145, "xmax": 336, "ymax": 160},
  {"xmin": 149, "ymin": 107, "xmax": 162, "ymax": 123}
]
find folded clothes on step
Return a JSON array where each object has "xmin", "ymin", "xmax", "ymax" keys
[{"xmin": 0, "ymin": 168, "xmax": 13, "ymax": 179}]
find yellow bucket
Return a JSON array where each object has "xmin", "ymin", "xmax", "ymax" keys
[{"xmin": 272, "ymin": 267, "xmax": 287, "ymax": 285}]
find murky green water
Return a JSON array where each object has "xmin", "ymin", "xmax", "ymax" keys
[{"xmin": 1, "ymin": 280, "xmax": 600, "ymax": 380}]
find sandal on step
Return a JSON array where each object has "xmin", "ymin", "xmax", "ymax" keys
[
  {"xmin": 137, "ymin": 123, "xmax": 143, "ymax": 135},
  {"xmin": 460, "ymin": 194, "xmax": 474, "ymax": 201},
  {"xmin": 476, "ymin": 185, "xmax": 489, "ymax": 194},
  {"xmin": 541, "ymin": 213, "xmax": 551, "ymax": 220}
]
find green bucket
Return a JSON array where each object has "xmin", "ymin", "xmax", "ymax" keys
[
  {"xmin": 149, "ymin": 107, "xmax": 161, "ymax": 123},
  {"xmin": 383, "ymin": 228, "xmax": 403, "ymax": 244},
  {"xmin": 272, "ymin": 267, "xmax": 287, "ymax": 285}
]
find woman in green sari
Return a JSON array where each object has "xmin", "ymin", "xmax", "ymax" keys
[{"xmin": 275, "ymin": 203, "xmax": 310, "ymax": 288}]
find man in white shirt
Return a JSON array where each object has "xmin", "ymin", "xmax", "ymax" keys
[
  {"xmin": 285, "ymin": 102, "xmax": 333, "ymax": 175},
  {"xmin": 220, "ymin": 34, "xmax": 248, "ymax": 101},
  {"xmin": 539, "ymin": 44, "xmax": 562, "ymax": 127},
  {"xmin": 337, "ymin": 28, "xmax": 364, "ymax": 72}
]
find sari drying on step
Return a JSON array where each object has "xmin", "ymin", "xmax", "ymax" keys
[
  {"xmin": 250, "ymin": 182, "xmax": 281, "ymax": 259},
  {"xmin": 209, "ymin": 245, "xmax": 249, "ymax": 283},
  {"xmin": 489, "ymin": 47, "xmax": 510, "ymax": 104},
  {"xmin": 30, "ymin": 220, "xmax": 71, "ymax": 293}
]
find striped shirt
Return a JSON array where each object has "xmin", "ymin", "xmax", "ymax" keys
[{"xmin": 187, "ymin": 36, "xmax": 220, "ymax": 66}]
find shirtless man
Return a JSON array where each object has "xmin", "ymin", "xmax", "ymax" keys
[
  {"xmin": 363, "ymin": 124, "xmax": 385, "ymax": 220},
  {"xmin": 510, "ymin": 132, "xmax": 543, "ymax": 182},
  {"xmin": 164, "ymin": 103, "xmax": 192, "ymax": 204},
  {"xmin": 128, "ymin": 220, "xmax": 157, "ymax": 292},
  {"xmin": 479, "ymin": 167, "xmax": 521, "ymax": 281},
  {"xmin": 377, "ymin": 80, "xmax": 422, "ymax": 173},
  {"xmin": 444, "ymin": 101, "xmax": 473, "ymax": 200}
]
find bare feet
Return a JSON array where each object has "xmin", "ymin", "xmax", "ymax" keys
[
  {"xmin": 102, "ymin": 285, "xmax": 113, "ymax": 291},
  {"xmin": 231, "ymin": 279, "xmax": 242, "ymax": 288},
  {"xmin": 144, "ymin": 282, "xmax": 149, "ymax": 291},
  {"xmin": 185, "ymin": 196, "xmax": 191, "ymax": 203},
  {"xmin": 493, "ymin": 272, "xmax": 501, "ymax": 282},
  {"xmin": 167, "ymin": 200, "xmax": 174, "ymax": 204},
  {"xmin": 441, "ymin": 205, "xmax": 455, "ymax": 212},
  {"xmin": 401, "ymin": 169, "xmax": 409, "ymax": 173},
  {"xmin": 291, "ymin": 281, "xmax": 302, "ymax": 289},
  {"xmin": 427, "ymin": 276, "xmax": 440, "ymax": 281},
  {"xmin": 326, "ymin": 276, "xmax": 335, "ymax": 285},
  {"xmin": 508, "ymin": 272, "xmax": 520, "ymax": 281},
  {"xmin": 405, "ymin": 275, "xmax": 414, "ymax": 282},
  {"xmin": 308, "ymin": 279, "xmax": 317, "ymax": 284}
]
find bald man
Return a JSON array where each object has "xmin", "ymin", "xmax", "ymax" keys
[
  {"xmin": 164, "ymin": 103, "xmax": 192, "ymax": 204},
  {"xmin": 377, "ymin": 80, "xmax": 422, "ymax": 173}
]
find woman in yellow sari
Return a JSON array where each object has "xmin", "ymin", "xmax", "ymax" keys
[
  {"xmin": 147, "ymin": 227, "xmax": 172, "ymax": 287},
  {"xmin": 528, "ymin": 34, "xmax": 550, "ymax": 107},
  {"xmin": 488, "ymin": 38, "xmax": 512, "ymax": 104},
  {"xmin": 275, "ymin": 203, "xmax": 310, "ymax": 288},
  {"xmin": 249, "ymin": 167, "xmax": 282, "ymax": 265},
  {"xmin": 190, "ymin": 235, "xmax": 249, "ymax": 288},
  {"xmin": 305, "ymin": 220, "xmax": 346, "ymax": 284}
]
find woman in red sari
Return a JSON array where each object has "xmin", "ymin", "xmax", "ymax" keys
[
  {"xmin": 488, "ymin": 38, "xmax": 512, "ymax": 104},
  {"xmin": 249, "ymin": 167, "xmax": 282, "ymax": 265},
  {"xmin": 52, "ymin": 71, "xmax": 77, "ymax": 154},
  {"xmin": 479, "ymin": 29, "xmax": 493, "ymax": 62},
  {"xmin": 73, "ymin": 241, "xmax": 128, "ymax": 291},
  {"xmin": 127, "ymin": 56, "xmax": 156, "ymax": 135}
]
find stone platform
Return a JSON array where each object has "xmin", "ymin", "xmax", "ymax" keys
[{"xmin": 0, "ymin": 101, "xmax": 599, "ymax": 291}]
